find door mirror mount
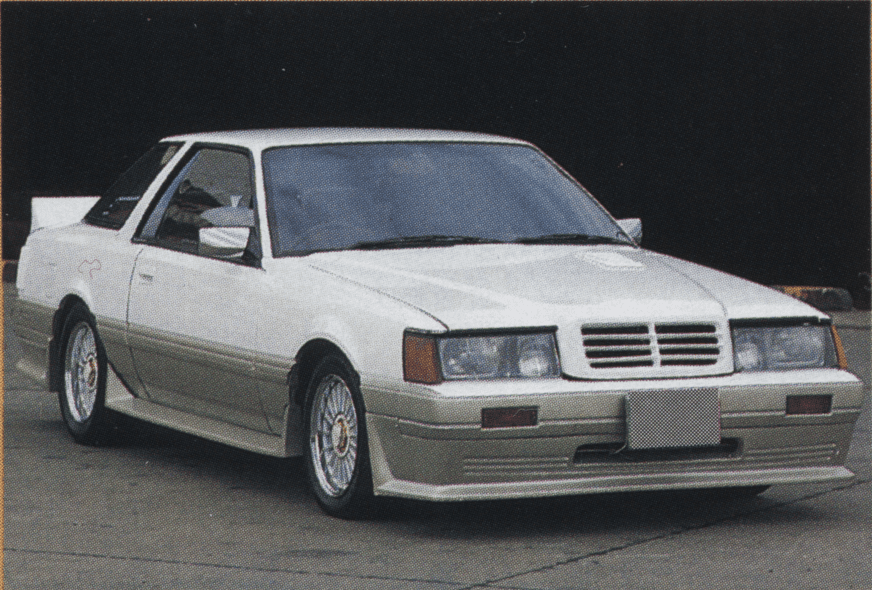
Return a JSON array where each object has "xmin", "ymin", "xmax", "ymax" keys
[{"xmin": 617, "ymin": 218, "xmax": 643, "ymax": 244}]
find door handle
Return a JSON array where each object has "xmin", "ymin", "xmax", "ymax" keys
[{"xmin": 137, "ymin": 263, "xmax": 156, "ymax": 284}]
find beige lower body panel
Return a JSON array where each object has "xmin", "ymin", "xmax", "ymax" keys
[
  {"xmin": 125, "ymin": 324, "xmax": 295, "ymax": 435},
  {"xmin": 105, "ymin": 367, "xmax": 295, "ymax": 458},
  {"xmin": 364, "ymin": 379, "xmax": 861, "ymax": 502},
  {"xmin": 374, "ymin": 465, "xmax": 854, "ymax": 502},
  {"xmin": 12, "ymin": 299, "xmax": 55, "ymax": 388},
  {"xmin": 97, "ymin": 316, "xmax": 138, "ymax": 390}
]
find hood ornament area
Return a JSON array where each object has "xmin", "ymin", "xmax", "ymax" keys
[{"xmin": 579, "ymin": 251, "xmax": 645, "ymax": 270}]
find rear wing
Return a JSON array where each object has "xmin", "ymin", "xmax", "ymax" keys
[{"xmin": 30, "ymin": 196, "xmax": 100, "ymax": 234}]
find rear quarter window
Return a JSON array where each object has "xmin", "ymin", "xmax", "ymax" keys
[{"xmin": 84, "ymin": 142, "xmax": 182, "ymax": 229}]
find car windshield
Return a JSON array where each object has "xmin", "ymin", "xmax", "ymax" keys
[{"xmin": 262, "ymin": 142, "xmax": 631, "ymax": 256}]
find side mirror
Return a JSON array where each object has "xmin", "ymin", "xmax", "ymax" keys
[
  {"xmin": 199, "ymin": 226, "xmax": 252, "ymax": 257},
  {"xmin": 617, "ymin": 218, "xmax": 642, "ymax": 244}
]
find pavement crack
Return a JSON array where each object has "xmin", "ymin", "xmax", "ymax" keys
[
  {"xmin": 4, "ymin": 547, "xmax": 465, "ymax": 587},
  {"xmin": 458, "ymin": 477, "xmax": 872, "ymax": 590}
]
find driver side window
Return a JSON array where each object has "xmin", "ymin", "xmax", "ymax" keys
[{"xmin": 141, "ymin": 147, "xmax": 258, "ymax": 259}]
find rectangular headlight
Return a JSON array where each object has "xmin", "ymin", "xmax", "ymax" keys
[
  {"xmin": 404, "ymin": 330, "xmax": 560, "ymax": 383},
  {"xmin": 731, "ymin": 322, "xmax": 838, "ymax": 372}
]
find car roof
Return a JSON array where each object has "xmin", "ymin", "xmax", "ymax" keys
[{"xmin": 162, "ymin": 128, "xmax": 531, "ymax": 150}]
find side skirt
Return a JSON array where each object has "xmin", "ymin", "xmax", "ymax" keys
[{"xmin": 105, "ymin": 367, "xmax": 293, "ymax": 458}]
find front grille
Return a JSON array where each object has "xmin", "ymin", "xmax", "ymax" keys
[
  {"xmin": 581, "ymin": 325, "xmax": 653, "ymax": 368},
  {"xmin": 582, "ymin": 323, "xmax": 722, "ymax": 370},
  {"xmin": 655, "ymin": 324, "xmax": 720, "ymax": 366}
]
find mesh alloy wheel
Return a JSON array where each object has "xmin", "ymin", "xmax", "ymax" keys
[
  {"xmin": 309, "ymin": 374, "xmax": 359, "ymax": 497},
  {"xmin": 304, "ymin": 355, "xmax": 372, "ymax": 518}
]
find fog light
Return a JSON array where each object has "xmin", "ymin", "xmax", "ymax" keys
[
  {"xmin": 786, "ymin": 395, "xmax": 832, "ymax": 415},
  {"xmin": 481, "ymin": 407, "xmax": 538, "ymax": 429}
]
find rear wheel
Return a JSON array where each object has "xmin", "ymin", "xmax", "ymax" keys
[
  {"xmin": 304, "ymin": 355, "xmax": 373, "ymax": 518},
  {"xmin": 57, "ymin": 303, "xmax": 112, "ymax": 445}
]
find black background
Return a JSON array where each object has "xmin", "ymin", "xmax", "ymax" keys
[{"xmin": 3, "ymin": 2, "xmax": 869, "ymax": 306}]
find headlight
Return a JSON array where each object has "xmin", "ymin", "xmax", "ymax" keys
[
  {"xmin": 731, "ymin": 323, "xmax": 838, "ymax": 372},
  {"xmin": 404, "ymin": 330, "xmax": 560, "ymax": 383}
]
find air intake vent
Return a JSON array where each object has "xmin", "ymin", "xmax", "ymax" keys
[
  {"xmin": 581, "ymin": 325, "xmax": 654, "ymax": 368},
  {"xmin": 655, "ymin": 324, "xmax": 719, "ymax": 366},
  {"xmin": 582, "ymin": 323, "xmax": 722, "ymax": 370}
]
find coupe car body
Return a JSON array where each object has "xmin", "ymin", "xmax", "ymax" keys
[{"xmin": 14, "ymin": 128, "xmax": 863, "ymax": 517}]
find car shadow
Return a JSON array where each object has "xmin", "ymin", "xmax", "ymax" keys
[{"xmin": 369, "ymin": 488, "xmax": 811, "ymax": 539}]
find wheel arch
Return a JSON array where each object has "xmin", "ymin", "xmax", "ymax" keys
[
  {"xmin": 288, "ymin": 338, "xmax": 360, "ymax": 409},
  {"xmin": 49, "ymin": 294, "xmax": 92, "ymax": 393}
]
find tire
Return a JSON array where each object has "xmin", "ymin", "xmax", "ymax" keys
[
  {"xmin": 304, "ymin": 354, "xmax": 373, "ymax": 518},
  {"xmin": 57, "ymin": 303, "xmax": 112, "ymax": 445}
]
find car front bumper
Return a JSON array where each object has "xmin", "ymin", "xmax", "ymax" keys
[{"xmin": 362, "ymin": 369, "xmax": 864, "ymax": 501}]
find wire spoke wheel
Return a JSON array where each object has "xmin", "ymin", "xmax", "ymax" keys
[
  {"xmin": 64, "ymin": 322, "xmax": 99, "ymax": 423},
  {"xmin": 304, "ymin": 354, "xmax": 372, "ymax": 518},
  {"xmin": 57, "ymin": 303, "xmax": 111, "ymax": 445},
  {"xmin": 310, "ymin": 375, "xmax": 359, "ymax": 497}
]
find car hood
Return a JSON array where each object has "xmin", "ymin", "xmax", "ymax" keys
[{"xmin": 302, "ymin": 245, "xmax": 820, "ymax": 330}]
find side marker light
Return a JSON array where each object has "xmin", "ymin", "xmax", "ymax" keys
[
  {"xmin": 482, "ymin": 407, "xmax": 538, "ymax": 429},
  {"xmin": 786, "ymin": 395, "xmax": 832, "ymax": 415}
]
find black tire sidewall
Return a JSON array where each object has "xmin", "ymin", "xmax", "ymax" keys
[
  {"xmin": 303, "ymin": 354, "xmax": 372, "ymax": 518},
  {"xmin": 57, "ymin": 303, "xmax": 109, "ymax": 445}
]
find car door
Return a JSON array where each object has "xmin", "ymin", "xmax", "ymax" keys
[
  {"xmin": 67, "ymin": 142, "xmax": 184, "ymax": 392},
  {"xmin": 127, "ymin": 145, "xmax": 271, "ymax": 433}
]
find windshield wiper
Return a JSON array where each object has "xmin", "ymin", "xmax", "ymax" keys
[
  {"xmin": 513, "ymin": 233, "xmax": 632, "ymax": 246},
  {"xmin": 349, "ymin": 235, "xmax": 504, "ymax": 250}
]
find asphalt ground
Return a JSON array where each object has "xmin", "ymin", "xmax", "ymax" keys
[{"xmin": 3, "ymin": 282, "xmax": 870, "ymax": 590}]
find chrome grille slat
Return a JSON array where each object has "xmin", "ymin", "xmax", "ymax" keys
[
  {"xmin": 585, "ymin": 346, "xmax": 652, "ymax": 352},
  {"xmin": 584, "ymin": 335, "xmax": 651, "ymax": 342},
  {"xmin": 586, "ymin": 348, "xmax": 652, "ymax": 356},
  {"xmin": 657, "ymin": 337, "xmax": 719, "ymax": 345},
  {"xmin": 590, "ymin": 361, "xmax": 655, "ymax": 368}
]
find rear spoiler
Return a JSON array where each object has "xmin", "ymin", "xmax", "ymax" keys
[{"xmin": 30, "ymin": 196, "xmax": 100, "ymax": 234}]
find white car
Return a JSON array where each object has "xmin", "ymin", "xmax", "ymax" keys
[{"xmin": 14, "ymin": 128, "xmax": 863, "ymax": 518}]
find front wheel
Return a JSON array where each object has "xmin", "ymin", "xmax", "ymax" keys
[
  {"xmin": 57, "ymin": 303, "xmax": 112, "ymax": 445},
  {"xmin": 304, "ymin": 355, "xmax": 373, "ymax": 518}
]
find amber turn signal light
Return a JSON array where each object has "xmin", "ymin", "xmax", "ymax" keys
[
  {"xmin": 786, "ymin": 394, "xmax": 832, "ymax": 415},
  {"xmin": 403, "ymin": 333, "xmax": 442, "ymax": 384},
  {"xmin": 831, "ymin": 325, "xmax": 849, "ymax": 370},
  {"xmin": 482, "ymin": 407, "xmax": 538, "ymax": 429}
]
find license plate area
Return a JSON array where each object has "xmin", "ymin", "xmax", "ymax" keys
[{"xmin": 625, "ymin": 388, "xmax": 720, "ymax": 450}]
